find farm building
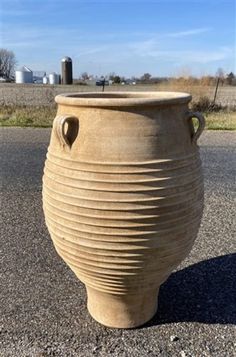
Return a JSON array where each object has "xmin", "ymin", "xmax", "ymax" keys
[{"xmin": 15, "ymin": 66, "xmax": 33, "ymax": 84}]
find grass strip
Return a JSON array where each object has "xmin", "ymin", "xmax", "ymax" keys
[{"xmin": 0, "ymin": 105, "xmax": 235, "ymax": 130}]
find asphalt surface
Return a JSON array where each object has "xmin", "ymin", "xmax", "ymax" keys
[{"xmin": 0, "ymin": 128, "xmax": 235, "ymax": 357}]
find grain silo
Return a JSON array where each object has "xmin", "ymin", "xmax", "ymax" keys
[
  {"xmin": 49, "ymin": 72, "xmax": 59, "ymax": 85},
  {"xmin": 61, "ymin": 57, "xmax": 73, "ymax": 84},
  {"xmin": 43, "ymin": 75, "xmax": 48, "ymax": 84},
  {"xmin": 15, "ymin": 66, "xmax": 33, "ymax": 84}
]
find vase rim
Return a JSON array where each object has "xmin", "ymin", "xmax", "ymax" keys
[{"xmin": 55, "ymin": 91, "xmax": 192, "ymax": 107}]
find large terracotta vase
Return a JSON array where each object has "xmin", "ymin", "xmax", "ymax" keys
[{"xmin": 42, "ymin": 92, "xmax": 205, "ymax": 328}]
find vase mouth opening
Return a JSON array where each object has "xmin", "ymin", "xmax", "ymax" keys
[{"xmin": 55, "ymin": 91, "xmax": 192, "ymax": 107}]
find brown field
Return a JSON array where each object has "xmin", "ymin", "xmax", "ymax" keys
[
  {"xmin": 0, "ymin": 83, "xmax": 235, "ymax": 107},
  {"xmin": 0, "ymin": 83, "xmax": 235, "ymax": 129}
]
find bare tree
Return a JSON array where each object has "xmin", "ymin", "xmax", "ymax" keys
[
  {"xmin": 113, "ymin": 75, "xmax": 121, "ymax": 83},
  {"xmin": 108, "ymin": 72, "xmax": 116, "ymax": 80},
  {"xmin": 225, "ymin": 72, "xmax": 235, "ymax": 85},
  {"xmin": 81, "ymin": 72, "xmax": 89, "ymax": 80},
  {"xmin": 140, "ymin": 73, "xmax": 152, "ymax": 82},
  {"xmin": 0, "ymin": 48, "xmax": 17, "ymax": 79}
]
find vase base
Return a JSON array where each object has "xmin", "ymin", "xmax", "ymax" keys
[{"xmin": 86, "ymin": 286, "xmax": 159, "ymax": 329}]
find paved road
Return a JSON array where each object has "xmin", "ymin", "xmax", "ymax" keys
[{"xmin": 0, "ymin": 128, "xmax": 235, "ymax": 357}]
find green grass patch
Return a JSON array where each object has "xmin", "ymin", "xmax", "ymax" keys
[
  {"xmin": 204, "ymin": 111, "xmax": 236, "ymax": 130},
  {"xmin": 0, "ymin": 105, "xmax": 235, "ymax": 130},
  {"xmin": 0, "ymin": 105, "xmax": 56, "ymax": 127}
]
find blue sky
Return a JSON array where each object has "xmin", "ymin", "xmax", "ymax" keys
[{"xmin": 0, "ymin": 0, "xmax": 235, "ymax": 78}]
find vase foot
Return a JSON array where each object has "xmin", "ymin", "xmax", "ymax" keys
[{"xmin": 86, "ymin": 286, "xmax": 159, "ymax": 328}]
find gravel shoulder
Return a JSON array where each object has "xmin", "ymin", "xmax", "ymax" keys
[{"xmin": 0, "ymin": 129, "xmax": 235, "ymax": 357}]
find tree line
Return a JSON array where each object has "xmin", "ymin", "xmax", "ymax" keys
[{"xmin": 80, "ymin": 70, "xmax": 236, "ymax": 86}]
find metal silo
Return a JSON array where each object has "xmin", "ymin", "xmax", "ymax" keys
[
  {"xmin": 15, "ymin": 66, "xmax": 33, "ymax": 83},
  {"xmin": 49, "ymin": 72, "xmax": 59, "ymax": 85},
  {"xmin": 43, "ymin": 75, "xmax": 48, "ymax": 84},
  {"xmin": 61, "ymin": 56, "xmax": 73, "ymax": 84}
]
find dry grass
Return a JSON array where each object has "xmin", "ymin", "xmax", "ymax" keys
[
  {"xmin": 0, "ymin": 83, "xmax": 235, "ymax": 108},
  {"xmin": 155, "ymin": 82, "xmax": 210, "ymax": 99}
]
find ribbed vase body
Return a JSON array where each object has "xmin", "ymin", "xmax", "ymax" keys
[{"xmin": 42, "ymin": 93, "xmax": 204, "ymax": 328}]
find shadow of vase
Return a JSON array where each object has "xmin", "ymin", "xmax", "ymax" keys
[{"xmin": 145, "ymin": 253, "xmax": 236, "ymax": 327}]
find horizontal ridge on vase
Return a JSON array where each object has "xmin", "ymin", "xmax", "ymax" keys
[{"xmin": 42, "ymin": 91, "xmax": 205, "ymax": 328}]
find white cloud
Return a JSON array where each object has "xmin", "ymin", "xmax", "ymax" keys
[
  {"xmin": 165, "ymin": 27, "xmax": 211, "ymax": 38},
  {"xmin": 125, "ymin": 36, "xmax": 233, "ymax": 64}
]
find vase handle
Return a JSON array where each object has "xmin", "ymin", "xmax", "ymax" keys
[
  {"xmin": 188, "ymin": 111, "xmax": 205, "ymax": 144},
  {"xmin": 54, "ymin": 115, "xmax": 79, "ymax": 148}
]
